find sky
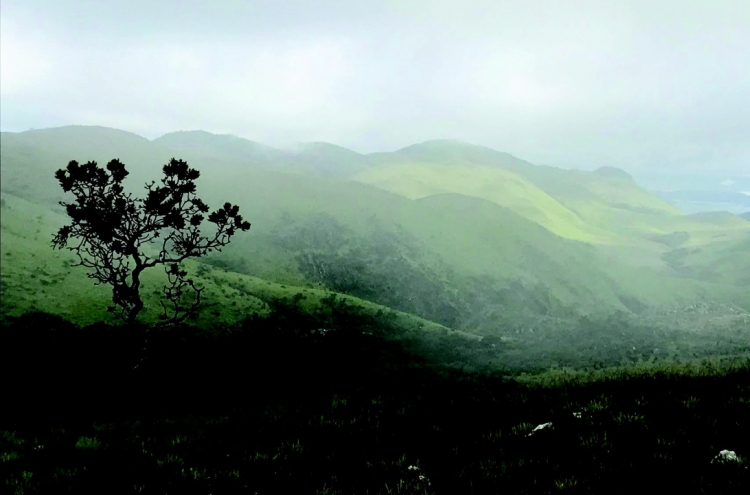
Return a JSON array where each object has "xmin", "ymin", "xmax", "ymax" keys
[{"xmin": 1, "ymin": 0, "xmax": 749, "ymax": 174}]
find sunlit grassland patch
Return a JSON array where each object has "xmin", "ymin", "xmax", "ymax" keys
[
  {"xmin": 350, "ymin": 158, "xmax": 749, "ymax": 287},
  {"xmin": 353, "ymin": 163, "xmax": 604, "ymax": 243}
]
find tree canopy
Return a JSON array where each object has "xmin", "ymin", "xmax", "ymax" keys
[{"xmin": 52, "ymin": 158, "xmax": 250, "ymax": 324}]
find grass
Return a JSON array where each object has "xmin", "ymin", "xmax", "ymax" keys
[
  {"xmin": 2, "ymin": 126, "xmax": 748, "ymax": 327},
  {"xmin": 353, "ymin": 162, "xmax": 602, "ymax": 243},
  {"xmin": 1, "ymin": 311, "xmax": 749, "ymax": 494},
  {"xmin": 351, "ymin": 139, "xmax": 750, "ymax": 285},
  {"xmin": 0, "ymin": 192, "xmax": 463, "ymax": 339},
  {"xmin": 1, "ymin": 125, "xmax": 749, "ymax": 492}
]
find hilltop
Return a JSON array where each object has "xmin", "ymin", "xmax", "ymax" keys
[{"xmin": 153, "ymin": 130, "xmax": 287, "ymax": 166}]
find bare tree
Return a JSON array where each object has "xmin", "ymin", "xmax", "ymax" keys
[{"xmin": 51, "ymin": 158, "xmax": 250, "ymax": 325}]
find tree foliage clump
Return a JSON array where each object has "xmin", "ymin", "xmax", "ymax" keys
[{"xmin": 52, "ymin": 158, "xmax": 250, "ymax": 324}]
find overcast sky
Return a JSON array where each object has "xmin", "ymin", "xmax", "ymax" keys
[{"xmin": 2, "ymin": 0, "xmax": 749, "ymax": 174}]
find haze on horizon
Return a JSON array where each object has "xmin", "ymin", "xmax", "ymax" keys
[{"xmin": 1, "ymin": 0, "xmax": 748, "ymax": 175}]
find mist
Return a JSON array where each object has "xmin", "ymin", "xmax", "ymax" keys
[{"xmin": 2, "ymin": 0, "xmax": 749, "ymax": 174}]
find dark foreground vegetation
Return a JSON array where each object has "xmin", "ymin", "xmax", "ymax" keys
[{"xmin": 2, "ymin": 305, "xmax": 749, "ymax": 495}]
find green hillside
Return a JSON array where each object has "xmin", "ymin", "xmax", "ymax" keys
[
  {"xmin": 353, "ymin": 163, "xmax": 604, "ymax": 243},
  {"xmin": 176, "ymin": 165, "xmax": 644, "ymax": 322},
  {"xmin": 153, "ymin": 130, "xmax": 289, "ymax": 166},
  {"xmin": 147, "ymin": 132, "xmax": 684, "ymax": 247},
  {"xmin": 662, "ymin": 236, "xmax": 750, "ymax": 287},
  {"xmin": 355, "ymin": 140, "xmax": 681, "ymax": 240},
  {"xmin": 0, "ymin": 126, "xmax": 164, "ymax": 206},
  {"xmin": 0, "ymin": 193, "xmax": 456, "ymax": 339},
  {"xmin": 2, "ymin": 125, "xmax": 748, "ymax": 337},
  {"xmin": 351, "ymin": 140, "xmax": 750, "ymax": 278},
  {"xmin": 370, "ymin": 139, "xmax": 535, "ymax": 169},
  {"xmin": 155, "ymin": 131, "xmax": 373, "ymax": 177},
  {"xmin": 513, "ymin": 164, "xmax": 680, "ymax": 217},
  {"xmin": 286, "ymin": 141, "xmax": 373, "ymax": 177}
]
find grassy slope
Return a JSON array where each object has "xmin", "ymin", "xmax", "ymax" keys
[
  {"xmin": 189, "ymin": 134, "xmax": 747, "ymax": 286},
  {"xmin": 0, "ymin": 127, "xmax": 265, "ymax": 207},
  {"xmin": 674, "ymin": 236, "xmax": 750, "ymax": 286},
  {"xmin": 0, "ymin": 127, "xmax": 637, "ymax": 314},
  {"xmin": 2, "ymin": 126, "xmax": 748, "ymax": 323},
  {"xmin": 152, "ymin": 130, "xmax": 289, "ymax": 166},
  {"xmin": 416, "ymin": 194, "xmax": 750, "ymax": 311},
  {"xmin": 196, "ymin": 164, "xmax": 747, "ymax": 313},
  {"xmin": 0, "ymin": 126, "xmax": 165, "ymax": 207},
  {"xmin": 3, "ymin": 131, "xmax": 750, "ymax": 495},
  {"xmin": 353, "ymin": 141, "xmax": 750, "ymax": 282},
  {"xmin": 0, "ymin": 193, "xmax": 460, "ymax": 340},
  {"xmin": 353, "ymin": 163, "xmax": 604, "ymax": 243},
  {"xmin": 155, "ymin": 131, "xmax": 373, "ymax": 177},
  {"xmin": 151, "ymin": 165, "xmax": 649, "ymax": 314},
  {"xmin": 285, "ymin": 141, "xmax": 373, "ymax": 177}
]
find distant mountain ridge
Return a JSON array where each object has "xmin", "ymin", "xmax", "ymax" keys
[
  {"xmin": 154, "ymin": 130, "xmax": 373, "ymax": 177},
  {"xmin": 379, "ymin": 139, "xmax": 535, "ymax": 170},
  {"xmin": 286, "ymin": 142, "xmax": 373, "ymax": 177},
  {"xmin": 153, "ymin": 130, "xmax": 286, "ymax": 165},
  {"xmin": 592, "ymin": 166, "xmax": 633, "ymax": 181},
  {"xmin": 656, "ymin": 190, "xmax": 750, "ymax": 206},
  {"xmin": 654, "ymin": 189, "xmax": 750, "ymax": 215}
]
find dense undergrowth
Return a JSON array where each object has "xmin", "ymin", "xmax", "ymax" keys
[{"xmin": 2, "ymin": 306, "xmax": 749, "ymax": 494}]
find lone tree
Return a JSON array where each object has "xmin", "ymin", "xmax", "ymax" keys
[{"xmin": 51, "ymin": 158, "xmax": 250, "ymax": 325}]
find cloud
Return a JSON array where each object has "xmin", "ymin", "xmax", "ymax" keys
[
  {"xmin": 1, "ymin": 0, "xmax": 749, "ymax": 173},
  {"xmin": 0, "ymin": 24, "xmax": 61, "ymax": 98}
]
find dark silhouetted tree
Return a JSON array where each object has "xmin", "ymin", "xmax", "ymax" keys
[{"xmin": 51, "ymin": 158, "xmax": 251, "ymax": 325}]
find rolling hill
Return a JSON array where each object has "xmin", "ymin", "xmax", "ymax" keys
[
  {"xmin": 350, "ymin": 140, "xmax": 750, "ymax": 273},
  {"xmin": 284, "ymin": 141, "xmax": 373, "ymax": 177},
  {"xmin": 0, "ymin": 193, "xmax": 456, "ymax": 339},
  {"xmin": 153, "ymin": 130, "xmax": 291, "ymax": 167},
  {"xmin": 1, "ymin": 125, "xmax": 749, "ymax": 337},
  {"xmin": 353, "ymin": 160, "xmax": 603, "ymax": 243},
  {"xmin": 155, "ymin": 131, "xmax": 373, "ymax": 177}
]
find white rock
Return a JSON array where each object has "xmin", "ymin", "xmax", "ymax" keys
[
  {"xmin": 527, "ymin": 422, "xmax": 553, "ymax": 436},
  {"xmin": 711, "ymin": 450, "xmax": 740, "ymax": 464}
]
